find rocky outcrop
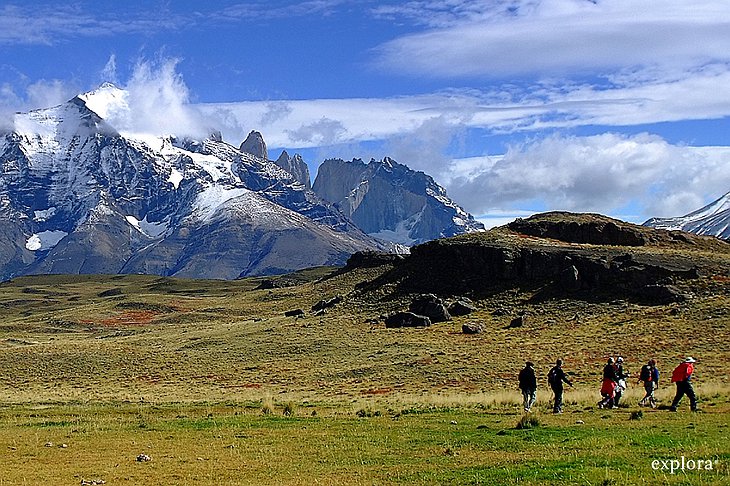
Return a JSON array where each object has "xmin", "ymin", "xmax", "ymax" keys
[
  {"xmin": 274, "ymin": 151, "xmax": 311, "ymax": 189},
  {"xmin": 508, "ymin": 212, "xmax": 647, "ymax": 246},
  {"xmin": 239, "ymin": 130, "xmax": 268, "ymax": 160},
  {"xmin": 352, "ymin": 212, "xmax": 729, "ymax": 304},
  {"xmin": 312, "ymin": 157, "xmax": 484, "ymax": 246}
]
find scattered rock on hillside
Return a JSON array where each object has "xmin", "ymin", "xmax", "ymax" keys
[
  {"xmin": 136, "ymin": 453, "xmax": 151, "ymax": 462},
  {"xmin": 384, "ymin": 312, "xmax": 431, "ymax": 328},
  {"xmin": 636, "ymin": 284, "xmax": 687, "ymax": 304},
  {"xmin": 284, "ymin": 309, "xmax": 305, "ymax": 317},
  {"xmin": 462, "ymin": 322, "xmax": 484, "ymax": 334},
  {"xmin": 509, "ymin": 315, "xmax": 527, "ymax": 328},
  {"xmin": 312, "ymin": 295, "xmax": 343, "ymax": 312},
  {"xmin": 448, "ymin": 299, "xmax": 477, "ymax": 316},
  {"xmin": 409, "ymin": 294, "xmax": 451, "ymax": 323}
]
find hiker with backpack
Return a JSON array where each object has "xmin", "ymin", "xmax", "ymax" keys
[
  {"xmin": 518, "ymin": 361, "xmax": 537, "ymax": 413},
  {"xmin": 598, "ymin": 357, "xmax": 618, "ymax": 409},
  {"xmin": 670, "ymin": 357, "xmax": 698, "ymax": 412},
  {"xmin": 638, "ymin": 359, "xmax": 659, "ymax": 408},
  {"xmin": 548, "ymin": 359, "xmax": 573, "ymax": 413}
]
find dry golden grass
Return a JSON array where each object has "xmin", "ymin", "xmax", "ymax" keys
[{"xmin": 0, "ymin": 268, "xmax": 728, "ymax": 484}]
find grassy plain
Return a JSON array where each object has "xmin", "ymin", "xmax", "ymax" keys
[{"xmin": 0, "ymin": 266, "xmax": 728, "ymax": 484}]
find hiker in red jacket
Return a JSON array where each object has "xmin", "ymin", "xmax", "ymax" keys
[{"xmin": 670, "ymin": 357, "xmax": 698, "ymax": 412}]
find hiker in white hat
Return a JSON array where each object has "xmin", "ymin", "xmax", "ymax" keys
[{"xmin": 670, "ymin": 357, "xmax": 698, "ymax": 412}]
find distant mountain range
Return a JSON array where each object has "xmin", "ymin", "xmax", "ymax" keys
[
  {"xmin": 0, "ymin": 84, "xmax": 483, "ymax": 280},
  {"xmin": 644, "ymin": 191, "xmax": 730, "ymax": 240}
]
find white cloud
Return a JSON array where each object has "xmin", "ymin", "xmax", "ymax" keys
[
  {"xmin": 441, "ymin": 134, "xmax": 730, "ymax": 221},
  {"xmin": 0, "ymin": 4, "xmax": 187, "ymax": 45},
  {"xmin": 100, "ymin": 54, "xmax": 118, "ymax": 85},
  {"xmin": 25, "ymin": 79, "xmax": 78, "ymax": 110},
  {"xmin": 197, "ymin": 63, "xmax": 730, "ymax": 150},
  {"xmin": 372, "ymin": 0, "xmax": 730, "ymax": 78},
  {"xmin": 96, "ymin": 58, "xmax": 209, "ymax": 139}
]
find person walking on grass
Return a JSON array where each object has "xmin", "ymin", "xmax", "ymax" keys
[
  {"xmin": 638, "ymin": 359, "xmax": 659, "ymax": 408},
  {"xmin": 547, "ymin": 359, "xmax": 573, "ymax": 413},
  {"xmin": 598, "ymin": 357, "xmax": 618, "ymax": 409},
  {"xmin": 518, "ymin": 361, "xmax": 537, "ymax": 413},
  {"xmin": 613, "ymin": 356, "xmax": 629, "ymax": 407},
  {"xmin": 670, "ymin": 357, "xmax": 698, "ymax": 412}
]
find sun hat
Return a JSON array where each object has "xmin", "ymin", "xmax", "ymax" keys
[
  {"xmin": 685, "ymin": 357, "xmax": 696, "ymax": 363},
  {"xmin": 617, "ymin": 356, "xmax": 624, "ymax": 362}
]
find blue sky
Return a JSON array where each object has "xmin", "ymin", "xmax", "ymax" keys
[{"xmin": 2, "ymin": 0, "xmax": 730, "ymax": 226}]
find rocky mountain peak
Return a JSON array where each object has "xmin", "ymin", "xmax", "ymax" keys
[
  {"xmin": 312, "ymin": 157, "xmax": 484, "ymax": 246},
  {"xmin": 239, "ymin": 130, "xmax": 268, "ymax": 160},
  {"xmin": 274, "ymin": 150, "xmax": 311, "ymax": 189}
]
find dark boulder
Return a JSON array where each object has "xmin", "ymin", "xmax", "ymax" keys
[
  {"xmin": 312, "ymin": 294, "xmax": 343, "ymax": 312},
  {"xmin": 384, "ymin": 312, "xmax": 432, "ymax": 328},
  {"xmin": 508, "ymin": 315, "xmax": 527, "ymax": 328},
  {"xmin": 284, "ymin": 309, "xmax": 305, "ymax": 317},
  {"xmin": 462, "ymin": 322, "xmax": 484, "ymax": 334},
  {"xmin": 636, "ymin": 284, "xmax": 687, "ymax": 304},
  {"xmin": 409, "ymin": 294, "xmax": 451, "ymax": 323},
  {"xmin": 448, "ymin": 300, "xmax": 477, "ymax": 316}
]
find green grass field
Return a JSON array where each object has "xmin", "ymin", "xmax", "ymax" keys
[{"xmin": 0, "ymin": 269, "xmax": 728, "ymax": 484}]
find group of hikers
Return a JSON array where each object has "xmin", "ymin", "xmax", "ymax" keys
[{"xmin": 517, "ymin": 356, "xmax": 699, "ymax": 413}]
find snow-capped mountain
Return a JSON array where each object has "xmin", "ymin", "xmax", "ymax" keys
[
  {"xmin": 312, "ymin": 157, "xmax": 485, "ymax": 246},
  {"xmin": 0, "ymin": 85, "xmax": 392, "ymax": 280},
  {"xmin": 644, "ymin": 191, "xmax": 730, "ymax": 240}
]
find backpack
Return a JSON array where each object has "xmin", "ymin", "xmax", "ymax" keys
[
  {"xmin": 639, "ymin": 364, "xmax": 651, "ymax": 382},
  {"xmin": 547, "ymin": 367, "xmax": 558, "ymax": 385}
]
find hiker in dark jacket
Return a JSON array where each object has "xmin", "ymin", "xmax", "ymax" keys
[
  {"xmin": 670, "ymin": 357, "xmax": 698, "ymax": 412},
  {"xmin": 547, "ymin": 359, "xmax": 573, "ymax": 413},
  {"xmin": 598, "ymin": 357, "xmax": 618, "ymax": 409},
  {"xmin": 518, "ymin": 361, "xmax": 537, "ymax": 413},
  {"xmin": 638, "ymin": 359, "xmax": 659, "ymax": 408}
]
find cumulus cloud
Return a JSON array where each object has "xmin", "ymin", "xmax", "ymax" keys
[
  {"xmin": 96, "ymin": 58, "xmax": 209, "ymax": 139},
  {"xmin": 441, "ymin": 134, "xmax": 730, "ymax": 221}
]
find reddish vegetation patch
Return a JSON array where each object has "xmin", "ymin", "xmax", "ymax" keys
[{"xmin": 100, "ymin": 311, "xmax": 159, "ymax": 326}]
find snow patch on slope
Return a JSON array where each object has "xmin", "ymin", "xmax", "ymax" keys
[
  {"xmin": 125, "ymin": 215, "xmax": 169, "ymax": 238},
  {"xmin": 192, "ymin": 186, "xmax": 248, "ymax": 221},
  {"xmin": 25, "ymin": 230, "xmax": 67, "ymax": 251}
]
